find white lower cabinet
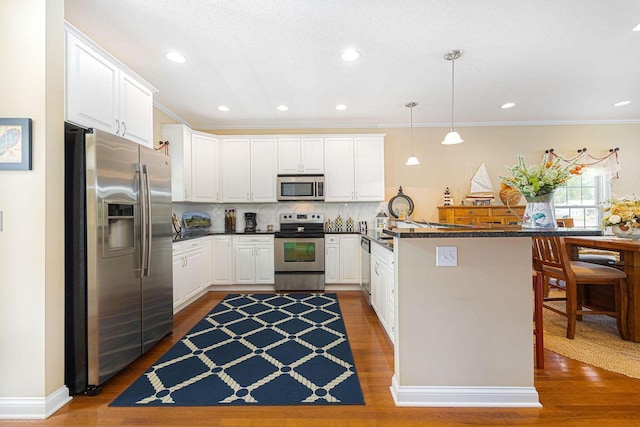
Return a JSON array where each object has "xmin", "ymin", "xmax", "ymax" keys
[
  {"xmin": 234, "ymin": 235, "xmax": 274, "ymax": 284},
  {"xmin": 325, "ymin": 237, "xmax": 340, "ymax": 283},
  {"xmin": 325, "ymin": 234, "xmax": 361, "ymax": 284},
  {"xmin": 371, "ymin": 244, "xmax": 395, "ymax": 344},
  {"xmin": 172, "ymin": 238, "xmax": 210, "ymax": 313},
  {"xmin": 211, "ymin": 235, "xmax": 234, "ymax": 285}
]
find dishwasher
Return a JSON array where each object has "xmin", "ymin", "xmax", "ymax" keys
[{"xmin": 360, "ymin": 236, "xmax": 371, "ymax": 305}]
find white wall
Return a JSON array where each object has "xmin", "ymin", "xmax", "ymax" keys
[
  {"xmin": 208, "ymin": 124, "xmax": 640, "ymax": 222},
  {"xmin": 0, "ymin": 0, "xmax": 67, "ymax": 413}
]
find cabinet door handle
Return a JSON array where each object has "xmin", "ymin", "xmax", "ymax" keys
[
  {"xmin": 246, "ymin": 193, "xmax": 250, "ymax": 201},
  {"xmin": 121, "ymin": 121, "xmax": 127, "ymax": 136},
  {"xmin": 115, "ymin": 119, "xmax": 120, "ymax": 134}
]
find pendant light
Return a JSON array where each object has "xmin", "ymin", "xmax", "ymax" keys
[
  {"xmin": 441, "ymin": 49, "xmax": 464, "ymax": 145},
  {"xmin": 405, "ymin": 102, "xmax": 420, "ymax": 165}
]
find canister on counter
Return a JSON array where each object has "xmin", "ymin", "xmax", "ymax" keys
[{"xmin": 325, "ymin": 218, "xmax": 333, "ymax": 233}]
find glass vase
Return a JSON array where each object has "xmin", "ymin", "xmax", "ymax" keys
[{"xmin": 522, "ymin": 193, "xmax": 556, "ymax": 229}]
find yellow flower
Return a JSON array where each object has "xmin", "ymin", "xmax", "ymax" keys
[{"xmin": 602, "ymin": 197, "xmax": 640, "ymax": 228}]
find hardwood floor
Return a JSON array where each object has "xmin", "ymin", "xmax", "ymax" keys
[{"xmin": 6, "ymin": 291, "xmax": 640, "ymax": 426}]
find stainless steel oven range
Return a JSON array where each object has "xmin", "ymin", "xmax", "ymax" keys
[{"xmin": 274, "ymin": 213, "xmax": 325, "ymax": 291}]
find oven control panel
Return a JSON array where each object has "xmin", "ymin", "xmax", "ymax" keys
[{"xmin": 279, "ymin": 213, "xmax": 325, "ymax": 223}]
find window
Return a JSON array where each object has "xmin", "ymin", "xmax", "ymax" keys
[{"xmin": 553, "ymin": 171, "xmax": 610, "ymax": 227}]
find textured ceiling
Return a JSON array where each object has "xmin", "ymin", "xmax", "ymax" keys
[{"xmin": 64, "ymin": 0, "xmax": 640, "ymax": 130}]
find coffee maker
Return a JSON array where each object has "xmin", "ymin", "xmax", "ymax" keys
[{"xmin": 244, "ymin": 212, "xmax": 257, "ymax": 232}]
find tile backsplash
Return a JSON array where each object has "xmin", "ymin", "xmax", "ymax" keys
[{"xmin": 172, "ymin": 202, "xmax": 384, "ymax": 232}]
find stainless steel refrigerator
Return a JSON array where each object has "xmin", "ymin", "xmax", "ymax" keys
[{"xmin": 64, "ymin": 123, "xmax": 173, "ymax": 395}]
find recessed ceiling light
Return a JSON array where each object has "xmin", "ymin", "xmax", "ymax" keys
[
  {"xmin": 335, "ymin": 104, "xmax": 347, "ymax": 111},
  {"xmin": 632, "ymin": 23, "xmax": 640, "ymax": 31},
  {"xmin": 217, "ymin": 105, "xmax": 230, "ymax": 112},
  {"xmin": 500, "ymin": 102, "xmax": 516, "ymax": 109},
  {"xmin": 166, "ymin": 51, "xmax": 186, "ymax": 63},
  {"xmin": 277, "ymin": 105, "xmax": 289, "ymax": 111},
  {"xmin": 341, "ymin": 49, "xmax": 361, "ymax": 61},
  {"xmin": 613, "ymin": 100, "xmax": 631, "ymax": 107}
]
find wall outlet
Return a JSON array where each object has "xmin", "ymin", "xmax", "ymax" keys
[{"xmin": 436, "ymin": 246, "xmax": 458, "ymax": 267}]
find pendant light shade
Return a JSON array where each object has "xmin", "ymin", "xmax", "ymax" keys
[
  {"xmin": 405, "ymin": 155, "xmax": 420, "ymax": 166},
  {"xmin": 442, "ymin": 130, "xmax": 463, "ymax": 145},
  {"xmin": 441, "ymin": 49, "xmax": 464, "ymax": 145},
  {"xmin": 405, "ymin": 102, "xmax": 420, "ymax": 166}
]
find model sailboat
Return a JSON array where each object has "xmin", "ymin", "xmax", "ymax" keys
[{"xmin": 465, "ymin": 162, "xmax": 495, "ymax": 205}]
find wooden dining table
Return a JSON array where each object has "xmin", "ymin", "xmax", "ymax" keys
[{"xmin": 564, "ymin": 236, "xmax": 640, "ymax": 342}]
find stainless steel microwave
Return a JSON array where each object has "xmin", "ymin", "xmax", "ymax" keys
[{"xmin": 277, "ymin": 175, "xmax": 324, "ymax": 201}]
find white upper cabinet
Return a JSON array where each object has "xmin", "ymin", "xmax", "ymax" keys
[
  {"xmin": 221, "ymin": 137, "xmax": 277, "ymax": 203},
  {"xmin": 65, "ymin": 28, "xmax": 119, "ymax": 135},
  {"xmin": 163, "ymin": 124, "xmax": 219, "ymax": 202},
  {"xmin": 190, "ymin": 132, "xmax": 220, "ymax": 202},
  {"xmin": 163, "ymin": 124, "xmax": 191, "ymax": 201},
  {"xmin": 221, "ymin": 138, "xmax": 251, "ymax": 203},
  {"xmin": 65, "ymin": 23, "xmax": 156, "ymax": 148},
  {"xmin": 324, "ymin": 135, "xmax": 385, "ymax": 202},
  {"xmin": 324, "ymin": 137, "xmax": 354, "ymax": 202},
  {"xmin": 354, "ymin": 136, "xmax": 386, "ymax": 201},
  {"xmin": 251, "ymin": 138, "xmax": 278, "ymax": 202},
  {"xmin": 118, "ymin": 74, "xmax": 154, "ymax": 147},
  {"xmin": 278, "ymin": 137, "xmax": 324, "ymax": 174}
]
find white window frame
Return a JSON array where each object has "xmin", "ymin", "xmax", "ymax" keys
[{"xmin": 553, "ymin": 171, "xmax": 611, "ymax": 228}]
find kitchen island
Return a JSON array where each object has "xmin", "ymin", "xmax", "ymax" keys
[{"xmin": 383, "ymin": 226, "xmax": 602, "ymax": 408}]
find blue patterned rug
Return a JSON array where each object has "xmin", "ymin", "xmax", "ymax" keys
[{"xmin": 110, "ymin": 293, "xmax": 364, "ymax": 406}]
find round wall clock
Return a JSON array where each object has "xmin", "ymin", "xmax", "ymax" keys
[{"xmin": 388, "ymin": 186, "xmax": 414, "ymax": 218}]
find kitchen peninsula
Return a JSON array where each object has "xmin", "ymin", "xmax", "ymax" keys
[{"xmin": 384, "ymin": 226, "xmax": 602, "ymax": 407}]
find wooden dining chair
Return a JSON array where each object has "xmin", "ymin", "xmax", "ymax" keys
[
  {"xmin": 531, "ymin": 235, "xmax": 629, "ymax": 340},
  {"xmin": 556, "ymin": 218, "xmax": 575, "ymax": 228}
]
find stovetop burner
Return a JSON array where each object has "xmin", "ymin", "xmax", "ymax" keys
[{"xmin": 277, "ymin": 213, "xmax": 325, "ymax": 238}]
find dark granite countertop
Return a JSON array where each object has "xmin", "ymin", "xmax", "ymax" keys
[
  {"xmin": 384, "ymin": 225, "xmax": 603, "ymax": 239},
  {"xmin": 173, "ymin": 230, "xmax": 275, "ymax": 242},
  {"xmin": 360, "ymin": 230, "xmax": 394, "ymax": 251},
  {"xmin": 325, "ymin": 231, "xmax": 361, "ymax": 234}
]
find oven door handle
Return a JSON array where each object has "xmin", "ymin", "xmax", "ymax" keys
[{"xmin": 275, "ymin": 233, "xmax": 325, "ymax": 239}]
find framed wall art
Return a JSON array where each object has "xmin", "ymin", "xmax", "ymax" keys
[{"xmin": 0, "ymin": 118, "xmax": 32, "ymax": 170}]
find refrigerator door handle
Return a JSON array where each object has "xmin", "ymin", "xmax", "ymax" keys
[
  {"xmin": 142, "ymin": 164, "xmax": 153, "ymax": 277},
  {"xmin": 137, "ymin": 163, "xmax": 147, "ymax": 277}
]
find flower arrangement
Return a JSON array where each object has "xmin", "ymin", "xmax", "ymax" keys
[
  {"xmin": 500, "ymin": 153, "xmax": 585, "ymax": 199},
  {"xmin": 602, "ymin": 197, "xmax": 640, "ymax": 230}
]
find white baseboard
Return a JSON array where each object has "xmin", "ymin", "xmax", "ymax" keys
[
  {"xmin": 0, "ymin": 386, "xmax": 72, "ymax": 419},
  {"xmin": 204, "ymin": 284, "xmax": 362, "ymax": 292},
  {"xmin": 325, "ymin": 284, "xmax": 361, "ymax": 291},
  {"xmin": 390, "ymin": 375, "xmax": 541, "ymax": 408}
]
